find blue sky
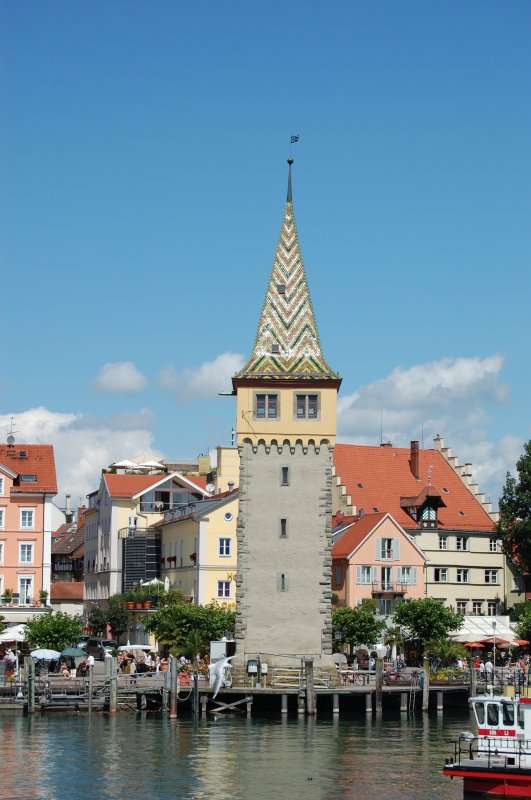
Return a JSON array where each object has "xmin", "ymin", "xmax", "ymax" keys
[{"xmin": 1, "ymin": 1, "xmax": 530, "ymax": 507}]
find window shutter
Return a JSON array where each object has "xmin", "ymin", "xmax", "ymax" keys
[
  {"xmin": 396, "ymin": 566, "xmax": 402, "ymax": 583},
  {"xmin": 356, "ymin": 566, "xmax": 362, "ymax": 584},
  {"xmin": 411, "ymin": 567, "xmax": 417, "ymax": 585},
  {"xmin": 375, "ymin": 538, "xmax": 381, "ymax": 560},
  {"xmin": 371, "ymin": 566, "xmax": 378, "ymax": 584},
  {"xmin": 393, "ymin": 538, "xmax": 400, "ymax": 561}
]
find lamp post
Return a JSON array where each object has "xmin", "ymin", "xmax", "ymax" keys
[{"xmin": 492, "ymin": 620, "xmax": 497, "ymax": 684}]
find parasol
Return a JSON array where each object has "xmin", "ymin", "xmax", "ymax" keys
[
  {"xmin": 60, "ymin": 647, "xmax": 87, "ymax": 658},
  {"xmin": 463, "ymin": 642, "xmax": 485, "ymax": 648},
  {"xmin": 30, "ymin": 648, "xmax": 61, "ymax": 660},
  {"xmin": 513, "ymin": 639, "xmax": 530, "ymax": 646},
  {"xmin": 479, "ymin": 637, "xmax": 511, "ymax": 645}
]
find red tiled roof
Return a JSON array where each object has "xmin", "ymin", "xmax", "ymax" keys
[
  {"xmin": 332, "ymin": 512, "xmax": 388, "ymax": 558},
  {"xmin": 104, "ymin": 472, "xmax": 209, "ymax": 499},
  {"xmin": 50, "ymin": 582, "xmax": 84, "ymax": 601},
  {"xmin": 333, "ymin": 443, "xmax": 494, "ymax": 531},
  {"xmin": 104, "ymin": 474, "xmax": 165, "ymax": 498},
  {"xmin": 0, "ymin": 444, "xmax": 58, "ymax": 494}
]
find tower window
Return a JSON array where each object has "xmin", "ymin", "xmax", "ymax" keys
[
  {"xmin": 280, "ymin": 518, "xmax": 287, "ymax": 537},
  {"xmin": 256, "ymin": 393, "xmax": 278, "ymax": 419},
  {"xmin": 278, "ymin": 573, "xmax": 288, "ymax": 592},
  {"xmin": 295, "ymin": 393, "xmax": 319, "ymax": 419},
  {"xmin": 277, "ymin": 283, "xmax": 286, "ymax": 294},
  {"xmin": 281, "ymin": 467, "xmax": 289, "ymax": 486}
]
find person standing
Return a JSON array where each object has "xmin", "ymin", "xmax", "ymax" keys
[
  {"xmin": 485, "ymin": 657, "xmax": 494, "ymax": 681},
  {"xmin": 86, "ymin": 653, "xmax": 95, "ymax": 671}
]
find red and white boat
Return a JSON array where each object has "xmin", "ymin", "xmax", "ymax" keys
[{"xmin": 444, "ymin": 692, "xmax": 531, "ymax": 797}]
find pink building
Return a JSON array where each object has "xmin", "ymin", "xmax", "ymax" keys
[
  {"xmin": 332, "ymin": 512, "xmax": 427, "ymax": 614},
  {"xmin": 0, "ymin": 444, "xmax": 58, "ymax": 606}
]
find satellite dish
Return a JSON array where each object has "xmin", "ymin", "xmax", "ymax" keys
[
  {"xmin": 7, "ymin": 434, "xmax": 15, "ymax": 446},
  {"xmin": 206, "ymin": 482, "xmax": 215, "ymax": 493}
]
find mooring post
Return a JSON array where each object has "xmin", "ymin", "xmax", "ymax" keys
[
  {"xmin": 169, "ymin": 655, "xmax": 178, "ymax": 719},
  {"xmin": 88, "ymin": 664, "xmax": 93, "ymax": 714},
  {"xmin": 437, "ymin": 690, "xmax": 444, "ymax": 712},
  {"xmin": 365, "ymin": 691, "xmax": 372, "ymax": 715},
  {"xmin": 375, "ymin": 658, "xmax": 383, "ymax": 716},
  {"xmin": 246, "ymin": 697, "xmax": 252, "ymax": 717},
  {"xmin": 422, "ymin": 657, "xmax": 430, "ymax": 712},
  {"xmin": 332, "ymin": 693, "xmax": 339, "ymax": 715},
  {"xmin": 109, "ymin": 657, "xmax": 117, "ymax": 714},
  {"xmin": 192, "ymin": 656, "xmax": 199, "ymax": 717},
  {"xmin": 27, "ymin": 658, "xmax": 35, "ymax": 714},
  {"xmin": 469, "ymin": 655, "xmax": 477, "ymax": 697},
  {"xmin": 281, "ymin": 694, "xmax": 288, "ymax": 715},
  {"xmin": 400, "ymin": 692, "xmax": 408, "ymax": 713},
  {"xmin": 200, "ymin": 693, "xmax": 208, "ymax": 717},
  {"xmin": 297, "ymin": 688, "xmax": 305, "ymax": 715},
  {"xmin": 304, "ymin": 656, "xmax": 316, "ymax": 716}
]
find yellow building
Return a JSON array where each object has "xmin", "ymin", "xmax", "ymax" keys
[{"xmin": 155, "ymin": 493, "xmax": 238, "ymax": 608}]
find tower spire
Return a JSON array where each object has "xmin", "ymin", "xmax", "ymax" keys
[{"xmin": 234, "ymin": 160, "xmax": 340, "ymax": 384}]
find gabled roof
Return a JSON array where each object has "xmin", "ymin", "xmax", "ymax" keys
[
  {"xmin": 152, "ymin": 491, "xmax": 238, "ymax": 529},
  {"xmin": 103, "ymin": 471, "xmax": 209, "ymax": 500},
  {"xmin": 52, "ymin": 529, "xmax": 84, "ymax": 556},
  {"xmin": 333, "ymin": 443, "xmax": 494, "ymax": 531},
  {"xmin": 0, "ymin": 445, "xmax": 58, "ymax": 494},
  {"xmin": 234, "ymin": 160, "xmax": 340, "ymax": 384},
  {"xmin": 332, "ymin": 512, "xmax": 428, "ymax": 561}
]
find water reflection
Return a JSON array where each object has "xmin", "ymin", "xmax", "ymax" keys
[{"xmin": 1, "ymin": 710, "xmax": 470, "ymax": 800}]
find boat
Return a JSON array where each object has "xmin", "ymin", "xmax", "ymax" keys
[{"xmin": 443, "ymin": 691, "xmax": 531, "ymax": 797}]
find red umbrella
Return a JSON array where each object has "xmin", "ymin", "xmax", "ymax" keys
[
  {"xmin": 513, "ymin": 639, "xmax": 530, "ymax": 646},
  {"xmin": 480, "ymin": 636, "xmax": 510, "ymax": 644},
  {"xmin": 464, "ymin": 642, "xmax": 485, "ymax": 648}
]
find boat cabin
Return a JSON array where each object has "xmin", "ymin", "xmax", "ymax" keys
[{"xmin": 471, "ymin": 695, "xmax": 531, "ymax": 742}]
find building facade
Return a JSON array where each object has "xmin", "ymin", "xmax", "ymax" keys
[
  {"xmin": 0, "ymin": 442, "xmax": 59, "ymax": 607},
  {"xmin": 332, "ymin": 438, "xmax": 508, "ymax": 613}
]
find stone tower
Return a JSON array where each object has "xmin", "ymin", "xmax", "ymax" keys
[{"xmin": 232, "ymin": 159, "xmax": 341, "ymax": 665}]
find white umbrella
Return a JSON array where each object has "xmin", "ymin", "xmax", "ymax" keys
[
  {"xmin": 137, "ymin": 460, "xmax": 165, "ymax": 469},
  {"xmin": 30, "ymin": 648, "xmax": 61, "ymax": 660},
  {"xmin": 0, "ymin": 624, "xmax": 26, "ymax": 643}
]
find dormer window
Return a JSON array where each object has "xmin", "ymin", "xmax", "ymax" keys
[{"xmin": 421, "ymin": 504, "xmax": 437, "ymax": 528}]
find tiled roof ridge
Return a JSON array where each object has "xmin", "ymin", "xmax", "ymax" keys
[{"xmin": 235, "ymin": 160, "xmax": 339, "ymax": 382}]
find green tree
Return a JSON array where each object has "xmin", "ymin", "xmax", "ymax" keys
[
  {"xmin": 497, "ymin": 440, "xmax": 531, "ymax": 575},
  {"xmin": 24, "ymin": 611, "xmax": 83, "ymax": 651},
  {"xmin": 393, "ymin": 598, "xmax": 463, "ymax": 649},
  {"xmin": 425, "ymin": 637, "xmax": 467, "ymax": 666},
  {"xmin": 331, "ymin": 606, "xmax": 387, "ymax": 648},
  {"xmin": 0, "ymin": 614, "xmax": 5, "ymax": 634},
  {"xmin": 144, "ymin": 602, "xmax": 235, "ymax": 652},
  {"xmin": 106, "ymin": 597, "xmax": 131, "ymax": 640},
  {"xmin": 514, "ymin": 602, "xmax": 531, "ymax": 642},
  {"xmin": 87, "ymin": 606, "xmax": 107, "ymax": 637}
]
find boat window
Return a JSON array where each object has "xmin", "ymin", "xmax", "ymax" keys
[
  {"xmin": 518, "ymin": 705, "xmax": 525, "ymax": 728},
  {"xmin": 502, "ymin": 704, "xmax": 515, "ymax": 726},
  {"xmin": 474, "ymin": 702, "xmax": 485, "ymax": 724},
  {"xmin": 487, "ymin": 704, "xmax": 499, "ymax": 726}
]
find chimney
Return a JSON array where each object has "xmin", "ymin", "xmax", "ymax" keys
[
  {"xmin": 65, "ymin": 494, "xmax": 73, "ymax": 523},
  {"xmin": 410, "ymin": 441, "xmax": 420, "ymax": 480}
]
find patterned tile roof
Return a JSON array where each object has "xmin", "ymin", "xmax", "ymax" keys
[
  {"xmin": 0, "ymin": 444, "xmax": 58, "ymax": 494},
  {"xmin": 50, "ymin": 581, "xmax": 83, "ymax": 601},
  {"xmin": 235, "ymin": 160, "xmax": 339, "ymax": 383},
  {"xmin": 333, "ymin": 443, "xmax": 494, "ymax": 532}
]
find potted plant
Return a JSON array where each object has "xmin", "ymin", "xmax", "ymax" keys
[
  {"xmin": 2, "ymin": 588, "xmax": 13, "ymax": 606},
  {"xmin": 39, "ymin": 589, "xmax": 48, "ymax": 607}
]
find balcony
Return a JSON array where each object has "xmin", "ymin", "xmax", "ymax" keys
[
  {"xmin": 118, "ymin": 525, "xmax": 154, "ymax": 539},
  {"xmin": 371, "ymin": 582, "xmax": 408, "ymax": 598}
]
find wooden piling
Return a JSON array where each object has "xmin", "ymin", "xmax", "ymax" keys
[
  {"xmin": 281, "ymin": 694, "xmax": 288, "ymax": 714},
  {"xmin": 437, "ymin": 690, "xmax": 444, "ymax": 711},
  {"xmin": 422, "ymin": 657, "xmax": 430, "ymax": 712},
  {"xmin": 469, "ymin": 655, "xmax": 477, "ymax": 697},
  {"xmin": 169, "ymin": 655, "xmax": 178, "ymax": 719},
  {"xmin": 304, "ymin": 657, "xmax": 316, "ymax": 716},
  {"xmin": 366, "ymin": 692, "xmax": 372, "ymax": 714},
  {"xmin": 375, "ymin": 658, "xmax": 383, "ymax": 716},
  {"xmin": 27, "ymin": 658, "xmax": 35, "ymax": 714},
  {"xmin": 332, "ymin": 693, "xmax": 339, "ymax": 715},
  {"xmin": 109, "ymin": 657, "xmax": 117, "ymax": 715},
  {"xmin": 87, "ymin": 665, "xmax": 93, "ymax": 714},
  {"xmin": 400, "ymin": 692, "xmax": 408, "ymax": 713}
]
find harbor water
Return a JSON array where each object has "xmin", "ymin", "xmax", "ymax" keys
[{"xmin": 0, "ymin": 709, "xmax": 471, "ymax": 800}]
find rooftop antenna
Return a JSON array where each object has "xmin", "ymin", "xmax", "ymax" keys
[
  {"xmin": 6, "ymin": 417, "xmax": 17, "ymax": 447},
  {"xmin": 380, "ymin": 409, "xmax": 383, "ymax": 446},
  {"xmin": 421, "ymin": 423, "xmax": 424, "ymax": 450}
]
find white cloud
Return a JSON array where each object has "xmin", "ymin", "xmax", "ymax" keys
[
  {"xmin": 94, "ymin": 362, "xmax": 148, "ymax": 394},
  {"xmin": 158, "ymin": 352, "xmax": 244, "ymax": 401},
  {"xmin": 0, "ymin": 407, "xmax": 158, "ymax": 504},
  {"xmin": 337, "ymin": 354, "xmax": 514, "ymax": 506}
]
